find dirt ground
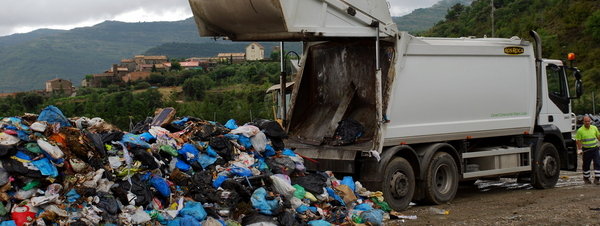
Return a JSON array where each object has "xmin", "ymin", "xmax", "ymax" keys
[{"xmin": 389, "ymin": 156, "xmax": 600, "ymax": 225}]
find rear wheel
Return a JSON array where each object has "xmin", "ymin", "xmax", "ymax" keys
[
  {"xmin": 382, "ymin": 157, "xmax": 415, "ymax": 211},
  {"xmin": 424, "ymin": 152, "xmax": 459, "ymax": 204},
  {"xmin": 531, "ymin": 142, "xmax": 560, "ymax": 189}
]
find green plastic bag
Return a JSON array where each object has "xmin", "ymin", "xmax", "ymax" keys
[
  {"xmin": 371, "ymin": 197, "xmax": 392, "ymax": 212},
  {"xmin": 293, "ymin": 184, "xmax": 306, "ymax": 199},
  {"xmin": 160, "ymin": 145, "xmax": 178, "ymax": 156},
  {"xmin": 0, "ymin": 202, "xmax": 7, "ymax": 216},
  {"xmin": 23, "ymin": 180, "xmax": 40, "ymax": 191},
  {"xmin": 25, "ymin": 143, "xmax": 42, "ymax": 154}
]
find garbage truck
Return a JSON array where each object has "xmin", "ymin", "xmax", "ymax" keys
[{"xmin": 188, "ymin": 0, "xmax": 583, "ymax": 210}]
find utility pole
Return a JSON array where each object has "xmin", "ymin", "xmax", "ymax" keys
[{"xmin": 491, "ymin": 0, "xmax": 495, "ymax": 37}]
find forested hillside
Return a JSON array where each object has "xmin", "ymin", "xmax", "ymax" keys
[
  {"xmin": 424, "ymin": 0, "xmax": 600, "ymax": 113},
  {"xmin": 0, "ymin": 18, "xmax": 235, "ymax": 92},
  {"xmin": 393, "ymin": 0, "xmax": 473, "ymax": 33}
]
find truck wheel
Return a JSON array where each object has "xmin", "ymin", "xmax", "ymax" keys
[
  {"xmin": 531, "ymin": 142, "xmax": 560, "ymax": 189},
  {"xmin": 382, "ymin": 157, "xmax": 415, "ymax": 211},
  {"xmin": 424, "ymin": 152, "xmax": 458, "ymax": 204}
]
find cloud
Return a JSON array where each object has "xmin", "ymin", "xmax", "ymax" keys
[
  {"xmin": 0, "ymin": 0, "xmax": 192, "ymax": 36},
  {"xmin": 387, "ymin": 0, "xmax": 440, "ymax": 16},
  {"xmin": 0, "ymin": 0, "xmax": 443, "ymax": 36}
]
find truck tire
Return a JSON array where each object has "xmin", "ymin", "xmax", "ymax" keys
[
  {"xmin": 424, "ymin": 152, "xmax": 458, "ymax": 204},
  {"xmin": 382, "ymin": 157, "xmax": 415, "ymax": 211},
  {"xmin": 531, "ymin": 142, "xmax": 560, "ymax": 189}
]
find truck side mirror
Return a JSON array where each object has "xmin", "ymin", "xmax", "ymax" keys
[
  {"xmin": 573, "ymin": 69, "xmax": 582, "ymax": 80},
  {"xmin": 575, "ymin": 79, "xmax": 583, "ymax": 98}
]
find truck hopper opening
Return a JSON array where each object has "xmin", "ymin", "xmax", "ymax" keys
[{"xmin": 287, "ymin": 39, "xmax": 394, "ymax": 153}]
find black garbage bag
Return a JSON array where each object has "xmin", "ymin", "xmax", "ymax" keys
[
  {"xmin": 100, "ymin": 131, "xmax": 124, "ymax": 144},
  {"xmin": 131, "ymin": 117, "xmax": 153, "ymax": 134},
  {"xmin": 252, "ymin": 119, "xmax": 287, "ymax": 139},
  {"xmin": 189, "ymin": 170, "xmax": 217, "ymax": 203},
  {"xmin": 278, "ymin": 210, "xmax": 303, "ymax": 226},
  {"xmin": 129, "ymin": 148, "xmax": 159, "ymax": 170},
  {"xmin": 270, "ymin": 137, "xmax": 285, "ymax": 151},
  {"xmin": 84, "ymin": 130, "xmax": 106, "ymax": 158},
  {"xmin": 332, "ymin": 119, "xmax": 364, "ymax": 145},
  {"xmin": 291, "ymin": 173, "xmax": 328, "ymax": 195},
  {"xmin": 221, "ymin": 179, "xmax": 252, "ymax": 199},
  {"xmin": 242, "ymin": 213, "xmax": 278, "ymax": 226},
  {"xmin": 266, "ymin": 156, "xmax": 296, "ymax": 175},
  {"xmin": 113, "ymin": 174, "xmax": 152, "ymax": 206},
  {"xmin": 1, "ymin": 158, "xmax": 43, "ymax": 178},
  {"xmin": 209, "ymin": 136, "xmax": 234, "ymax": 161},
  {"xmin": 96, "ymin": 193, "xmax": 120, "ymax": 215},
  {"xmin": 0, "ymin": 145, "xmax": 17, "ymax": 157}
]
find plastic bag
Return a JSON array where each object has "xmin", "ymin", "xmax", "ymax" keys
[
  {"xmin": 334, "ymin": 185, "xmax": 357, "ymax": 204},
  {"xmin": 179, "ymin": 201, "xmax": 207, "ymax": 221},
  {"xmin": 37, "ymin": 105, "xmax": 71, "ymax": 127},
  {"xmin": 307, "ymin": 220, "xmax": 331, "ymax": 226},
  {"xmin": 270, "ymin": 175, "xmax": 296, "ymax": 199},
  {"xmin": 149, "ymin": 175, "xmax": 171, "ymax": 197},
  {"xmin": 31, "ymin": 158, "xmax": 58, "ymax": 177},
  {"xmin": 360, "ymin": 209, "xmax": 385, "ymax": 226},
  {"xmin": 120, "ymin": 133, "xmax": 151, "ymax": 149},
  {"xmin": 225, "ymin": 119, "xmax": 239, "ymax": 130},
  {"xmin": 341, "ymin": 176, "xmax": 356, "ymax": 192},
  {"xmin": 238, "ymin": 135, "xmax": 252, "ymax": 149},
  {"xmin": 197, "ymin": 153, "xmax": 217, "ymax": 169},
  {"xmin": 250, "ymin": 132, "xmax": 267, "ymax": 152},
  {"xmin": 230, "ymin": 125, "xmax": 260, "ymax": 137},
  {"xmin": 251, "ymin": 187, "xmax": 280, "ymax": 215},
  {"xmin": 0, "ymin": 133, "xmax": 19, "ymax": 146}
]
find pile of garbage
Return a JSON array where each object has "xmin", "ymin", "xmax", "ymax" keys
[{"xmin": 0, "ymin": 105, "xmax": 393, "ymax": 225}]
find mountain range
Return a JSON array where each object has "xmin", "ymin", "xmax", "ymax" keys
[{"xmin": 0, "ymin": 0, "xmax": 471, "ymax": 92}]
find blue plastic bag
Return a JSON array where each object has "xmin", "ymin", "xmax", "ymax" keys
[
  {"xmin": 212, "ymin": 175, "xmax": 228, "ymax": 188},
  {"xmin": 139, "ymin": 132, "xmax": 155, "ymax": 142},
  {"xmin": 66, "ymin": 189, "xmax": 80, "ymax": 203},
  {"xmin": 32, "ymin": 158, "xmax": 58, "ymax": 177},
  {"xmin": 149, "ymin": 175, "xmax": 171, "ymax": 197},
  {"xmin": 354, "ymin": 203, "xmax": 373, "ymax": 211},
  {"xmin": 0, "ymin": 220, "xmax": 16, "ymax": 226},
  {"xmin": 172, "ymin": 117, "xmax": 189, "ymax": 126},
  {"xmin": 341, "ymin": 176, "xmax": 356, "ymax": 192},
  {"xmin": 178, "ymin": 143, "xmax": 199, "ymax": 161},
  {"xmin": 37, "ymin": 105, "xmax": 71, "ymax": 127},
  {"xmin": 224, "ymin": 119, "xmax": 238, "ymax": 130},
  {"xmin": 198, "ymin": 153, "xmax": 217, "ymax": 169},
  {"xmin": 121, "ymin": 133, "xmax": 151, "ymax": 149},
  {"xmin": 176, "ymin": 159, "xmax": 191, "ymax": 171},
  {"xmin": 179, "ymin": 201, "xmax": 207, "ymax": 221},
  {"xmin": 205, "ymin": 146, "xmax": 218, "ymax": 157},
  {"xmin": 238, "ymin": 135, "xmax": 252, "ymax": 149},
  {"xmin": 282, "ymin": 148, "xmax": 296, "ymax": 157},
  {"xmin": 326, "ymin": 187, "xmax": 346, "ymax": 206},
  {"xmin": 264, "ymin": 145, "xmax": 276, "ymax": 157},
  {"xmin": 251, "ymin": 187, "xmax": 280, "ymax": 215},
  {"xmin": 296, "ymin": 205, "xmax": 309, "ymax": 213},
  {"xmin": 229, "ymin": 167, "xmax": 253, "ymax": 177},
  {"xmin": 360, "ymin": 209, "xmax": 385, "ymax": 226},
  {"xmin": 223, "ymin": 134, "xmax": 239, "ymax": 140},
  {"xmin": 308, "ymin": 220, "xmax": 331, "ymax": 226}
]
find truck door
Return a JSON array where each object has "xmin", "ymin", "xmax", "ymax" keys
[{"xmin": 539, "ymin": 60, "xmax": 573, "ymax": 132}]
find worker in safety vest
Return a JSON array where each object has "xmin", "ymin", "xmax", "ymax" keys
[{"xmin": 576, "ymin": 115, "xmax": 600, "ymax": 184}]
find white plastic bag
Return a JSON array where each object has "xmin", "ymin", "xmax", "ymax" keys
[
  {"xmin": 270, "ymin": 175, "xmax": 296, "ymax": 199},
  {"xmin": 37, "ymin": 139, "xmax": 64, "ymax": 159},
  {"xmin": 250, "ymin": 132, "xmax": 267, "ymax": 152},
  {"xmin": 230, "ymin": 125, "xmax": 260, "ymax": 137}
]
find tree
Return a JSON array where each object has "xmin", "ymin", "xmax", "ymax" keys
[
  {"xmin": 20, "ymin": 93, "xmax": 44, "ymax": 112},
  {"xmin": 182, "ymin": 75, "xmax": 214, "ymax": 101},
  {"xmin": 170, "ymin": 61, "xmax": 182, "ymax": 71},
  {"xmin": 586, "ymin": 10, "xmax": 600, "ymax": 41}
]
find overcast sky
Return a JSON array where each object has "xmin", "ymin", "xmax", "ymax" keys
[{"xmin": 0, "ymin": 0, "xmax": 440, "ymax": 37}]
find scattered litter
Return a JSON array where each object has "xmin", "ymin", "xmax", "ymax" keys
[{"xmin": 0, "ymin": 105, "xmax": 396, "ymax": 225}]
